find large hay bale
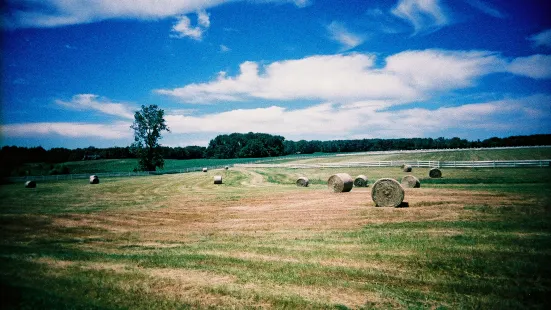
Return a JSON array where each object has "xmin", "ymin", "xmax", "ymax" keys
[
  {"xmin": 202, "ymin": 167, "xmax": 207, "ymax": 172},
  {"xmin": 429, "ymin": 168, "xmax": 442, "ymax": 178},
  {"xmin": 354, "ymin": 175, "xmax": 369, "ymax": 187},
  {"xmin": 403, "ymin": 165, "xmax": 412, "ymax": 172},
  {"xmin": 214, "ymin": 175, "xmax": 223, "ymax": 184},
  {"xmin": 89, "ymin": 175, "xmax": 99, "ymax": 184},
  {"xmin": 25, "ymin": 180, "xmax": 36, "ymax": 188},
  {"xmin": 327, "ymin": 173, "xmax": 353, "ymax": 192},
  {"xmin": 401, "ymin": 175, "xmax": 420, "ymax": 188},
  {"xmin": 371, "ymin": 178, "xmax": 405, "ymax": 207},
  {"xmin": 296, "ymin": 177, "xmax": 309, "ymax": 187}
]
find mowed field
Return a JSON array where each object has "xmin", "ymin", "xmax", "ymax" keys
[{"xmin": 1, "ymin": 150, "xmax": 551, "ymax": 309}]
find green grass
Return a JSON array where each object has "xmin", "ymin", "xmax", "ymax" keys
[
  {"xmin": 1, "ymin": 165, "xmax": 550, "ymax": 309},
  {"xmin": 11, "ymin": 157, "xmax": 269, "ymax": 176},
  {"xmin": 286, "ymin": 147, "xmax": 551, "ymax": 164},
  {"xmin": 10, "ymin": 147, "xmax": 551, "ymax": 176}
]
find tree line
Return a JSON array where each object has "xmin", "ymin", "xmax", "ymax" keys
[{"xmin": 1, "ymin": 133, "xmax": 550, "ymax": 176}]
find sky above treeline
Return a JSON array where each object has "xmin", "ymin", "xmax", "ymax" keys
[{"xmin": 1, "ymin": 0, "xmax": 551, "ymax": 149}]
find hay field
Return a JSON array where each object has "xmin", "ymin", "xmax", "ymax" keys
[
  {"xmin": 280, "ymin": 147, "xmax": 551, "ymax": 164},
  {"xmin": 1, "ymin": 166, "xmax": 550, "ymax": 309}
]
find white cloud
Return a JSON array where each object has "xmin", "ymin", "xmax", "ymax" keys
[
  {"xmin": 1, "ymin": 122, "xmax": 132, "ymax": 139},
  {"xmin": 161, "ymin": 94, "xmax": 551, "ymax": 140},
  {"xmin": 171, "ymin": 13, "xmax": 207, "ymax": 40},
  {"xmin": 197, "ymin": 10, "xmax": 210, "ymax": 28},
  {"xmin": 507, "ymin": 54, "xmax": 551, "ymax": 79},
  {"xmin": 327, "ymin": 21, "xmax": 365, "ymax": 51},
  {"xmin": 220, "ymin": 44, "xmax": 231, "ymax": 52},
  {"xmin": 3, "ymin": 0, "xmax": 309, "ymax": 28},
  {"xmin": 156, "ymin": 49, "xmax": 512, "ymax": 104},
  {"xmin": 4, "ymin": 94, "xmax": 549, "ymax": 142},
  {"xmin": 391, "ymin": 0, "xmax": 449, "ymax": 35},
  {"xmin": 528, "ymin": 28, "xmax": 551, "ymax": 48},
  {"xmin": 464, "ymin": 0, "xmax": 505, "ymax": 18},
  {"xmin": 55, "ymin": 94, "xmax": 135, "ymax": 120},
  {"xmin": 384, "ymin": 50, "xmax": 507, "ymax": 90}
]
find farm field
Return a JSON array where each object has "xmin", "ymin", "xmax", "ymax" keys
[
  {"xmin": 283, "ymin": 147, "xmax": 551, "ymax": 164},
  {"xmin": 1, "ymin": 164, "xmax": 550, "ymax": 309},
  {"xmin": 11, "ymin": 147, "xmax": 551, "ymax": 176},
  {"xmin": 14, "ymin": 157, "xmax": 269, "ymax": 176}
]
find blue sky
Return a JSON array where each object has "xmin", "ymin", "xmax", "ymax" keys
[{"xmin": 1, "ymin": 0, "xmax": 551, "ymax": 149}]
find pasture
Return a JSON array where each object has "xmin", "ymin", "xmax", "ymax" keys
[{"xmin": 1, "ymin": 152, "xmax": 551, "ymax": 308}]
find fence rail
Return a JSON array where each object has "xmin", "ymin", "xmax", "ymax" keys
[{"xmin": 235, "ymin": 160, "xmax": 551, "ymax": 169}]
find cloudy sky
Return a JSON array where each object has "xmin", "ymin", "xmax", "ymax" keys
[{"xmin": 1, "ymin": 0, "xmax": 550, "ymax": 149}]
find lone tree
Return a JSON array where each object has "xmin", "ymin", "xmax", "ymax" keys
[{"xmin": 130, "ymin": 105, "xmax": 170, "ymax": 171}]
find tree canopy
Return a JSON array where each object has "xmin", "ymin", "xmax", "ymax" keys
[
  {"xmin": 206, "ymin": 132, "xmax": 285, "ymax": 159},
  {"xmin": 130, "ymin": 105, "xmax": 170, "ymax": 171}
]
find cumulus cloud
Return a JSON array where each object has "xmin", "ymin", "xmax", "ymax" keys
[
  {"xmin": 55, "ymin": 94, "xmax": 135, "ymax": 119},
  {"xmin": 4, "ymin": 94, "xmax": 549, "ymax": 142},
  {"xmin": 391, "ymin": 0, "xmax": 449, "ymax": 35},
  {"xmin": 161, "ymin": 94, "xmax": 551, "ymax": 140},
  {"xmin": 1, "ymin": 122, "xmax": 132, "ymax": 139},
  {"xmin": 528, "ymin": 28, "xmax": 551, "ymax": 48},
  {"xmin": 327, "ymin": 21, "xmax": 365, "ymax": 51},
  {"xmin": 507, "ymin": 54, "xmax": 551, "ymax": 79},
  {"xmin": 156, "ymin": 49, "xmax": 513, "ymax": 104},
  {"xmin": 171, "ymin": 11, "xmax": 210, "ymax": 40},
  {"xmin": 3, "ymin": 0, "xmax": 309, "ymax": 28}
]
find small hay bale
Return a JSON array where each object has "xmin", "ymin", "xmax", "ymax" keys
[
  {"xmin": 202, "ymin": 167, "xmax": 208, "ymax": 172},
  {"xmin": 25, "ymin": 180, "xmax": 36, "ymax": 188},
  {"xmin": 371, "ymin": 178, "xmax": 404, "ymax": 207},
  {"xmin": 89, "ymin": 175, "xmax": 99, "ymax": 184},
  {"xmin": 214, "ymin": 175, "xmax": 223, "ymax": 184},
  {"xmin": 429, "ymin": 168, "xmax": 442, "ymax": 178},
  {"xmin": 403, "ymin": 165, "xmax": 412, "ymax": 172},
  {"xmin": 296, "ymin": 177, "xmax": 309, "ymax": 187},
  {"xmin": 401, "ymin": 175, "xmax": 420, "ymax": 188},
  {"xmin": 354, "ymin": 175, "xmax": 369, "ymax": 187},
  {"xmin": 327, "ymin": 173, "xmax": 353, "ymax": 193},
  {"xmin": 225, "ymin": 166, "xmax": 229, "ymax": 170}
]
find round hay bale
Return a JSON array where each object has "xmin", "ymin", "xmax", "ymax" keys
[
  {"xmin": 403, "ymin": 165, "xmax": 412, "ymax": 172},
  {"xmin": 214, "ymin": 175, "xmax": 223, "ymax": 184},
  {"xmin": 327, "ymin": 173, "xmax": 353, "ymax": 193},
  {"xmin": 429, "ymin": 168, "xmax": 442, "ymax": 178},
  {"xmin": 89, "ymin": 175, "xmax": 99, "ymax": 184},
  {"xmin": 401, "ymin": 175, "xmax": 420, "ymax": 188},
  {"xmin": 202, "ymin": 167, "xmax": 208, "ymax": 172},
  {"xmin": 354, "ymin": 175, "xmax": 369, "ymax": 187},
  {"xmin": 371, "ymin": 178, "xmax": 405, "ymax": 207},
  {"xmin": 225, "ymin": 166, "xmax": 229, "ymax": 170},
  {"xmin": 296, "ymin": 177, "xmax": 309, "ymax": 187},
  {"xmin": 24, "ymin": 180, "xmax": 36, "ymax": 188}
]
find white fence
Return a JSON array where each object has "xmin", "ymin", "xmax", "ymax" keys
[{"xmin": 235, "ymin": 160, "xmax": 551, "ymax": 169}]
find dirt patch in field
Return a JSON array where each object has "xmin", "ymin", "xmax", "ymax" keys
[{"xmin": 50, "ymin": 187, "xmax": 523, "ymax": 242}]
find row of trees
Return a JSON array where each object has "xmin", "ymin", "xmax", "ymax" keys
[
  {"xmin": 205, "ymin": 132, "xmax": 285, "ymax": 159},
  {"xmin": 2, "ymin": 133, "xmax": 549, "ymax": 169},
  {"xmin": 283, "ymin": 135, "xmax": 551, "ymax": 154},
  {"xmin": 1, "ymin": 104, "xmax": 550, "ymax": 175}
]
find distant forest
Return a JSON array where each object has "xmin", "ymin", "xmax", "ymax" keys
[{"xmin": 1, "ymin": 133, "xmax": 550, "ymax": 172}]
